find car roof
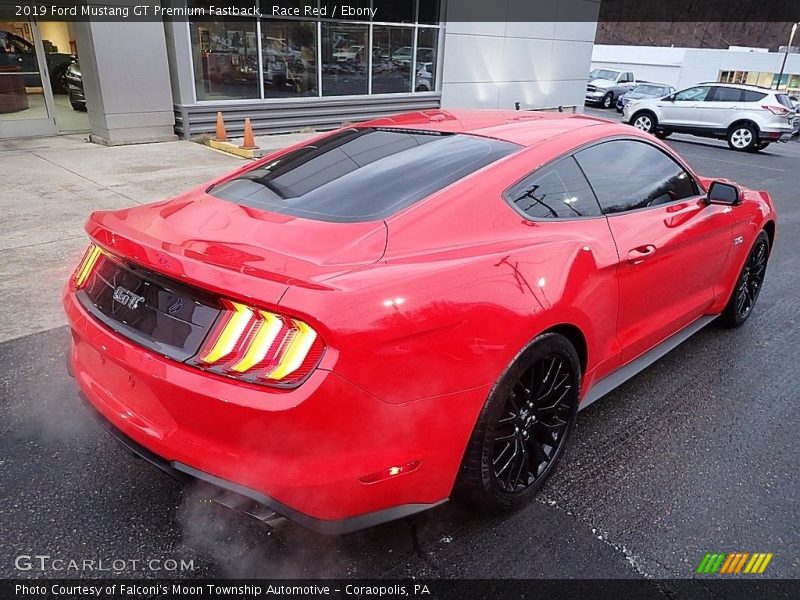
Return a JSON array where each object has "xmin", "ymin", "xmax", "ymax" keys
[
  {"xmin": 694, "ymin": 82, "xmax": 776, "ymax": 92},
  {"xmin": 358, "ymin": 109, "xmax": 616, "ymax": 148}
]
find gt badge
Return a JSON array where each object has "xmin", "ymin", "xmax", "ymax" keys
[
  {"xmin": 112, "ymin": 286, "xmax": 145, "ymax": 309},
  {"xmin": 733, "ymin": 236, "xmax": 744, "ymax": 246}
]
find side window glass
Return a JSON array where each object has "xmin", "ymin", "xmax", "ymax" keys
[
  {"xmin": 574, "ymin": 140, "xmax": 698, "ymax": 215},
  {"xmin": 742, "ymin": 90, "xmax": 767, "ymax": 102},
  {"xmin": 711, "ymin": 87, "xmax": 743, "ymax": 102},
  {"xmin": 673, "ymin": 87, "xmax": 710, "ymax": 102},
  {"xmin": 506, "ymin": 157, "xmax": 602, "ymax": 219}
]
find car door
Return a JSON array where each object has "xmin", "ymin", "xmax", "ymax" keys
[
  {"xmin": 658, "ymin": 85, "xmax": 712, "ymax": 128},
  {"xmin": 702, "ymin": 86, "xmax": 746, "ymax": 132},
  {"xmin": 575, "ymin": 139, "xmax": 734, "ymax": 363}
]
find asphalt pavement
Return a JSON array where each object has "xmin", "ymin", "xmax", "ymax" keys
[{"xmin": 1, "ymin": 113, "xmax": 798, "ymax": 580}]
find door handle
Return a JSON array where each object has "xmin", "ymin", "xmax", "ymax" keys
[{"xmin": 627, "ymin": 245, "xmax": 656, "ymax": 265}]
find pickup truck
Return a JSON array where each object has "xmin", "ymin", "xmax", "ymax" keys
[{"xmin": 585, "ymin": 68, "xmax": 637, "ymax": 109}]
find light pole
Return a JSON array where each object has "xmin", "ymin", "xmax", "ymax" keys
[{"xmin": 776, "ymin": 22, "xmax": 799, "ymax": 92}]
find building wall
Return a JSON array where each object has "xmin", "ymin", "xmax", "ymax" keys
[
  {"xmin": 592, "ymin": 44, "xmax": 800, "ymax": 90},
  {"xmin": 74, "ymin": 16, "xmax": 176, "ymax": 145},
  {"xmin": 440, "ymin": 0, "xmax": 599, "ymax": 111}
]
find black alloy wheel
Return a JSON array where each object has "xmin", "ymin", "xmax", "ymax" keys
[
  {"xmin": 456, "ymin": 332, "xmax": 580, "ymax": 511},
  {"xmin": 722, "ymin": 230, "xmax": 770, "ymax": 327},
  {"xmin": 492, "ymin": 353, "xmax": 575, "ymax": 493}
]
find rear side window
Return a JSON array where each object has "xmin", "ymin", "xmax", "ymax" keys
[
  {"xmin": 505, "ymin": 157, "xmax": 602, "ymax": 219},
  {"xmin": 710, "ymin": 87, "xmax": 743, "ymax": 102},
  {"xmin": 209, "ymin": 128, "xmax": 519, "ymax": 222},
  {"xmin": 743, "ymin": 90, "xmax": 768, "ymax": 102},
  {"xmin": 575, "ymin": 140, "xmax": 698, "ymax": 215}
]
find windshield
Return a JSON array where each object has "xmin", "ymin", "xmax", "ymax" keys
[
  {"xmin": 209, "ymin": 128, "xmax": 520, "ymax": 222},
  {"xmin": 633, "ymin": 84, "xmax": 670, "ymax": 95},
  {"xmin": 589, "ymin": 69, "xmax": 619, "ymax": 81}
]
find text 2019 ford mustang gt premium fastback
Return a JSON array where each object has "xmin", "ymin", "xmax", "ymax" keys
[{"xmin": 64, "ymin": 110, "xmax": 776, "ymax": 533}]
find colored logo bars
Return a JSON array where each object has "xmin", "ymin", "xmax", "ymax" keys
[{"xmin": 696, "ymin": 552, "xmax": 773, "ymax": 574}]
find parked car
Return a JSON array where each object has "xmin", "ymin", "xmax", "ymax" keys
[
  {"xmin": 65, "ymin": 60, "xmax": 85, "ymax": 111},
  {"xmin": 623, "ymin": 82, "xmax": 797, "ymax": 151},
  {"xmin": 585, "ymin": 68, "xmax": 637, "ymax": 108},
  {"xmin": 415, "ymin": 62, "xmax": 433, "ymax": 91},
  {"xmin": 64, "ymin": 110, "xmax": 776, "ymax": 533},
  {"xmin": 332, "ymin": 44, "xmax": 364, "ymax": 63},
  {"xmin": 616, "ymin": 83, "xmax": 675, "ymax": 113},
  {"xmin": 391, "ymin": 46, "xmax": 434, "ymax": 66},
  {"xmin": 0, "ymin": 30, "xmax": 75, "ymax": 92}
]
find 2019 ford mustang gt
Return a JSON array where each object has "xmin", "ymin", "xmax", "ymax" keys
[{"xmin": 63, "ymin": 109, "xmax": 776, "ymax": 534}]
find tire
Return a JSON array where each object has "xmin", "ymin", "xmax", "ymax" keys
[
  {"xmin": 70, "ymin": 99, "xmax": 86, "ymax": 112},
  {"xmin": 616, "ymin": 107, "xmax": 623, "ymax": 114},
  {"xmin": 51, "ymin": 66, "xmax": 69, "ymax": 94},
  {"xmin": 655, "ymin": 130, "xmax": 672, "ymax": 139},
  {"xmin": 721, "ymin": 231, "xmax": 770, "ymax": 328},
  {"xmin": 753, "ymin": 141, "xmax": 771, "ymax": 151},
  {"xmin": 727, "ymin": 124, "xmax": 758, "ymax": 151},
  {"xmin": 631, "ymin": 111, "xmax": 657, "ymax": 134},
  {"xmin": 455, "ymin": 332, "xmax": 580, "ymax": 512},
  {"xmin": 602, "ymin": 93, "xmax": 614, "ymax": 109}
]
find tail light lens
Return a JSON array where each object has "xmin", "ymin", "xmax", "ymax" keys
[
  {"xmin": 762, "ymin": 105, "xmax": 790, "ymax": 116},
  {"xmin": 195, "ymin": 299, "xmax": 324, "ymax": 387},
  {"xmin": 73, "ymin": 243, "xmax": 104, "ymax": 288}
]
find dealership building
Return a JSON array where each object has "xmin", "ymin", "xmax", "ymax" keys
[
  {"xmin": 591, "ymin": 44, "xmax": 800, "ymax": 93},
  {"xmin": 0, "ymin": 0, "xmax": 598, "ymax": 144}
]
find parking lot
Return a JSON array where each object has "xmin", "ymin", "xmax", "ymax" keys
[{"xmin": 1, "ymin": 113, "xmax": 798, "ymax": 581}]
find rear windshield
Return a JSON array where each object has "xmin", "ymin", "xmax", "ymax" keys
[
  {"xmin": 775, "ymin": 94, "xmax": 794, "ymax": 110},
  {"xmin": 209, "ymin": 128, "xmax": 520, "ymax": 222}
]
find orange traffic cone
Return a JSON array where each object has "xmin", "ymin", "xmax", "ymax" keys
[
  {"xmin": 214, "ymin": 111, "xmax": 227, "ymax": 141},
  {"xmin": 240, "ymin": 118, "xmax": 259, "ymax": 150}
]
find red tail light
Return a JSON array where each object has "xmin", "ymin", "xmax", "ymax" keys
[
  {"xmin": 195, "ymin": 299, "xmax": 325, "ymax": 387},
  {"xmin": 762, "ymin": 105, "xmax": 790, "ymax": 116}
]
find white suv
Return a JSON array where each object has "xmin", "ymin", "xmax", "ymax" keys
[{"xmin": 622, "ymin": 83, "xmax": 797, "ymax": 151}]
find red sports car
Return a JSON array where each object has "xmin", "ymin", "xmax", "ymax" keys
[{"xmin": 64, "ymin": 110, "xmax": 776, "ymax": 533}]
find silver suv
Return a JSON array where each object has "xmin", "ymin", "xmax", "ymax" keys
[{"xmin": 622, "ymin": 83, "xmax": 798, "ymax": 151}]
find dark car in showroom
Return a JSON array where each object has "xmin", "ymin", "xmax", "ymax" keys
[
  {"xmin": 65, "ymin": 59, "xmax": 85, "ymax": 111},
  {"xmin": 0, "ymin": 29, "xmax": 75, "ymax": 92},
  {"xmin": 617, "ymin": 83, "xmax": 676, "ymax": 113}
]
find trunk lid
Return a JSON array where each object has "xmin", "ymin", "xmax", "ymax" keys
[{"xmin": 86, "ymin": 193, "xmax": 387, "ymax": 306}]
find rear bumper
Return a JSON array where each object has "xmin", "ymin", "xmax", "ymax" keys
[
  {"xmin": 64, "ymin": 287, "xmax": 477, "ymax": 531},
  {"xmin": 80, "ymin": 394, "xmax": 442, "ymax": 534},
  {"xmin": 757, "ymin": 125, "xmax": 794, "ymax": 142}
]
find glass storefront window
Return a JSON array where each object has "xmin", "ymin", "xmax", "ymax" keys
[
  {"xmin": 321, "ymin": 22, "xmax": 368, "ymax": 96},
  {"xmin": 190, "ymin": 17, "xmax": 259, "ymax": 100},
  {"xmin": 415, "ymin": 28, "xmax": 439, "ymax": 91},
  {"xmin": 261, "ymin": 20, "xmax": 317, "ymax": 97},
  {"xmin": 188, "ymin": 3, "xmax": 440, "ymax": 102},
  {"xmin": 372, "ymin": 26, "xmax": 413, "ymax": 93}
]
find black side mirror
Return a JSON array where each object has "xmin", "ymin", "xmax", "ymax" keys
[{"xmin": 707, "ymin": 181, "xmax": 740, "ymax": 205}]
